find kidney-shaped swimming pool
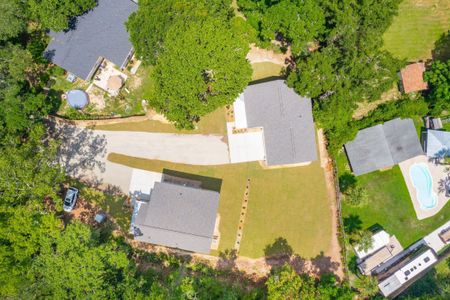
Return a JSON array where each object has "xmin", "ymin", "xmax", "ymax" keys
[{"xmin": 409, "ymin": 163, "xmax": 438, "ymax": 209}]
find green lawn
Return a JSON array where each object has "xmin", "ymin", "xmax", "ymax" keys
[
  {"xmin": 92, "ymin": 107, "xmax": 228, "ymax": 136},
  {"xmin": 383, "ymin": 0, "xmax": 450, "ymax": 61},
  {"xmin": 337, "ymin": 152, "xmax": 450, "ymax": 247},
  {"xmin": 108, "ymin": 154, "xmax": 332, "ymax": 259},
  {"xmin": 442, "ymin": 122, "xmax": 450, "ymax": 131},
  {"xmin": 251, "ymin": 62, "xmax": 284, "ymax": 81}
]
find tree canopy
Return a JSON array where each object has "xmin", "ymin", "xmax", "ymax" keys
[
  {"xmin": 0, "ymin": 0, "xmax": 26, "ymax": 41},
  {"xmin": 28, "ymin": 0, "xmax": 96, "ymax": 31},
  {"xmin": 424, "ymin": 59, "xmax": 450, "ymax": 116},
  {"xmin": 127, "ymin": 0, "xmax": 233, "ymax": 65},
  {"xmin": 266, "ymin": 265, "xmax": 354, "ymax": 299},
  {"xmin": 27, "ymin": 222, "xmax": 142, "ymax": 299},
  {"xmin": 238, "ymin": 0, "xmax": 325, "ymax": 54},
  {"xmin": 150, "ymin": 17, "xmax": 252, "ymax": 128},
  {"xmin": 127, "ymin": 0, "xmax": 253, "ymax": 128}
]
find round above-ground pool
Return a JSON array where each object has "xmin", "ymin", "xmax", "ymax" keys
[
  {"xmin": 67, "ymin": 89, "xmax": 89, "ymax": 109},
  {"xmin": 409, "ymin": 163, "xmax": 438, "ymax": 209}
]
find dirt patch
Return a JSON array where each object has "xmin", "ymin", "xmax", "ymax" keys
[
  {"xmin": 317, "ymin": 129, "xmax": 344, "ymax": 280},
  {"xmin": 86, "ymin": 84, "xmax": 106, "ymax": 110},
  {"xmin": 64, "ymin": 198, "xmax": 101, "ymax": 226},
  {"xmin": 128, "ymin": 74, "xmax": 142, "ymax": 90},
  {"xmin": 352, "ymin": 86, "xmax": 401, "ymax": 119},
  {"xmin": 246, "ymin": 43, "xmax": 291, "ymax": 66}
]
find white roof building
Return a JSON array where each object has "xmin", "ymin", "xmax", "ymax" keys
[
  {"xmin": 378, "ymin": 249, "xmax": 438, "ymax": 297},
  {"xmin": 355, "ymin": 230, "xmax": 403, "ymax": 275},
  {"xmin": 355, "ymin": 230, "xmax": 391, "ymax": 259}
]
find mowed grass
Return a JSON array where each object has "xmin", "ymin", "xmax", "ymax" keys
[
  {"xmin": 108, "ymin": 153, "xmax": 332, "ymax": 259},
  {"xmin": 93, "ymin": 107, "xmax": 228, "ymax": 136},
  {"xmin": 251, "ymin": 62, "xmax": 284, "ymax": 81},
  {"xmin": 383, "ymin": 0, "xmax": 450, "ymax": 61},
  {"xmin": 337, "ymin": 152, "xmax": 450, "ymax": 246}
]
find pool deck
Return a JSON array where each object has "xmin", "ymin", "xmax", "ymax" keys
[{"xmin": 399, "ymin": 155, "xmax": 449, "ymax": 220}]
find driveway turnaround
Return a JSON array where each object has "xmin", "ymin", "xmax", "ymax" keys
[{"xmin": 53, "ymin": 123, "xmax": 230, "ymax": 192}]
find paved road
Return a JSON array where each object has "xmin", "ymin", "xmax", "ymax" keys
[{"xmin": 53, "ymin": 123, "xmax": 230, "ymax": 192}]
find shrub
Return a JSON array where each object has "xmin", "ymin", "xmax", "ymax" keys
[{"xmin": 345, "ymin": 186, "xmax": 369, "ymax": 207}]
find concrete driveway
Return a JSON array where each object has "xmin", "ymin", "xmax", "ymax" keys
[{"xmin": 52, "ymin": 123, "xmax": 230, "ymax": 192}]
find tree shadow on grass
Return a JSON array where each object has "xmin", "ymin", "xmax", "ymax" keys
[
  {"xmin": 339, "ymin": 172, "xmax": 357, "ymax": 193},
  {"xmin": 432, "ymin": 30, "xmax": 450, "ymax": 62},
  {"xmin": 343, "ymin": 214, "xmax": 363, "ymax": 235},
  {"xmin": 264, "ymin": 237, "xmax": 299, "ymax": 271},
  {"xmin": 310, "ymin": 251, "xmax": 340, "ymax": 277},
  {"xmin": 263, "ymin": 237, "xmax": 340, "ymax": 279},
  {"xmin": 264, "ymin": 237, "xmax": 294, "ymax": 257}
]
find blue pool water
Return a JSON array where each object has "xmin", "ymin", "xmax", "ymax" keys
[{"xmin": 409, "ymin": 163, "xmax": 437, "ymax": 209}]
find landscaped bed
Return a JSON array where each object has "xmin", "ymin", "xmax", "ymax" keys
[{"xmin": 107, "ymin": 154, "xmax": 333, "ymax": 259}]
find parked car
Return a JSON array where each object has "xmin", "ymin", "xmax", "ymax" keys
[{"xmin": 63, "ymin": 187, "xmax": 79, "ymax": 212}]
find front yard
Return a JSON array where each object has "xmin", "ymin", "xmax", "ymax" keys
[{"xmin": 107, "ymin": 154, "xmax": 333, "ymax": 259}]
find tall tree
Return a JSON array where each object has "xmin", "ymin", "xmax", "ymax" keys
[
  {"xmin": 27, "ymin": 222, "xmax": 141, "ymax": 299},
  {"xmin": 424, "ymin": 59, "xmax": 450, "ymax": 116},
  {"xmin": 27, "ymin": 0, "xmax": 96, "ymax": 31},
  {"xmin": 285, "ymin": 0, "xmax": 403, "ymax": 153},
  {"xmin": 126, "ymin": 0, "xmax": 232, "ymax": 64},
  {"xmin": 266, "ymin": 265, "xmax": 355, "ymax": 299},
  {"xmin": 150, "ymin": 17, "xmax": 252, "ymax": 128},
  {"xmin": 260, "ymin": 0, "xmax": 325, "ymax": 54},
  {"xmin": 237, "ymin": 0, "xmax": 326, "ymax": 54},
  {"xmin": 353, "ymin": 275, "xmax": 379, "ymax": 298},
  {"xmin": 0, "ymin": 0, "xmax": 26, "ymax": 41}
]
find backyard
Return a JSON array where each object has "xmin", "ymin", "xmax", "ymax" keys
[
  {"xmin": 383, "ymin": 0, "xmax": 450, "ymax": 61},
  {"xmin": 107, "ymin": 154, "xmax": 333, "ymax": 259},
  {"xmin": 49, "ymin": 62, "xmax": 149, "ymax": 119},
  {"xmin": 336, "ymin": 151, "xmax": 450, "ymax": 247}
]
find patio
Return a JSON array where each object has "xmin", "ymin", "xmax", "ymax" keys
[
  {"xmin": 93, "ymin": 59, "xmax": 128, "ymax": 96},
  {"xmin": 399, "ymin": 155, "xmax": 450, "ymax": 220}
]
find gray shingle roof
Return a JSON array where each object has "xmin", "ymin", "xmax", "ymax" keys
[
  {"xmin": 134, "ymin": 182, "xmax": 220, "ymax": 254},
  {"xmin": 345, "ymin": 118, "xmax": 423, "ymax": 176},
  {"xmin": 243, "ymin": 80, "xmax": 317, "ymax": 166},
  {"xmin": 44, "ymin": 0, "xmax": 137, "ymax": 80}
]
